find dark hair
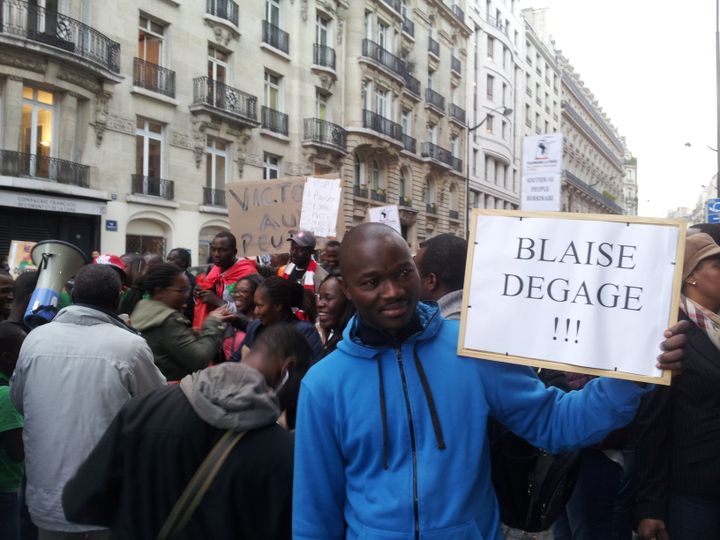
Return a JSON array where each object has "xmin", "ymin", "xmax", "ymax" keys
[
  {"xmin": 141, "ymin": 263, "xmax": 185, "ymax": 296},
  {"xmin": 689, "ymin": 223, "xmax": 720, "ymax": 246},
  {"xmin": 168, "ymin": 248, "xmax": 192, "ymax": 268},
  {"xmin": 72, "ymin": 265, "xmax": 122, "ymax": 310},
  {"xmin": 417, "ymin": 234, "xmax": 468, "ymax": 292},
  {"xmin": 233, "ymin": 274, "xmax": 263, "ymax": 314},
  {"xmin": 257, "ymin": 276, "xmax": 304, "ymax": 314},
  {"xmin": 12, "ymin": 271, "xmax": 38, "ymax": 316},
  {"xmin": 318, "ymin": 274, "xmax": 355, "ymax": 358},
  {"xmin": 213, "ymin": 231, "xmax": 237, "ymax": 250},
  {"xmin": 325, "ymin": 240, "xmax": 341, "ymax": 249},
  {"xmin": 255, "ymin": 324, "xmax": 314, "ymax": 430}
]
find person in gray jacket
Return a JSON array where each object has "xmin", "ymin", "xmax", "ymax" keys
[{"xmin": 10, "ymin": 264, "xmax": 165, "ymax": 539}]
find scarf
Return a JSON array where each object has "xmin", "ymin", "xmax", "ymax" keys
[
  {"xmin": 680, "ymin": 295, "xmax": 720, "ymax": 350},
  {"xmin": 281, "ymin": 258, "xmax": 318, "ymax": 291},
  {"xmin": 192, "ymin": 258, "xmax": 257, "ymax": 330}
]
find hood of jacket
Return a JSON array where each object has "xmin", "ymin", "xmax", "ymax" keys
[
  {"xmin": 179, "ymin": 363, "xmax": 280, "ymax": 431},
  {"xmin": 337, "ymin": 301, "xmax": 443, "ymax": 359},
  {"xmin": 130, "ymin": 299, "xmax": 177, "ymax": 332},
  {"xmin": 53, "ymin": 304, "xmax": 136, "ymax": 332}
]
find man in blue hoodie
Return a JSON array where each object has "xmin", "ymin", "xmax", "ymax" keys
[{"xmin": 293, "ymin": 223, "xmax": 687, "ymax": 540}]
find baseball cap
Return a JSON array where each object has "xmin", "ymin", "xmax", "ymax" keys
[
  {"xmin": 288, "ymin": 230, "xmax": 316, "ymax": 248},
  {"xmin": 93, "ymin": 253, "xmax": 127, "ymax": 283},
  {"xmin": 683, "ymin": 233, "xmax": 720, "ymax": 282}
]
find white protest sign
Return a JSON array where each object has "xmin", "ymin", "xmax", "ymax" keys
[
  {"xmin": 367, "ymin": 205, "xmax": 401, "ymax": 233},
  {"xmin": 521, "ymin": 134, "xmax": 563, "ymax": 212},
  {"xmin": 459, "ymin": 210, "xmax": 685, "ymax": 385},
  {"xmin": 298, "ymin": 177, "xmax": 342, "ymax": 238}
]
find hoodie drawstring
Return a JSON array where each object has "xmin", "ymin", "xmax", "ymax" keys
[
  {"xmin": 412, "ymin": 345, "xmax": 446, "ymax": 450},
  {"xmin": 376, "ymin": 357, "xmax": 390, "ymax": 470}
]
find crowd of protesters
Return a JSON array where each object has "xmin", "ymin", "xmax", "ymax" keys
[{"xmin": 0, "ymin": 222, "xmax": 713, "ymax": 540}]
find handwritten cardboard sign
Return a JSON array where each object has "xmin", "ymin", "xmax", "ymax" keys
[
  {"xmin": 459, "ymin": 210, "xmax": 686, "ymax": 385},
  {"xmin": 226, "ymin": 176, "xmax": 344, "ymax": 257},
  {"xmin": 298, "ymin": 177, "xmax": 342, "ymax": 238}
]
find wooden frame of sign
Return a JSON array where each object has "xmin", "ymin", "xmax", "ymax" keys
[{"xmin": 458, "ymin": 209, "xmax": 687, "ymax": 386}]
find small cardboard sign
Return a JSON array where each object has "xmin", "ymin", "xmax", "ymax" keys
[
  {"xmin": 367, "ymin": 205, "xmax": 401, "ymax": 233},
  {"xmin": 459, "ymin": 210, "xmax": 686, "ymax": 385},
  {"xmin": 298, "ymin": 177, "xmax": 342, "ymax": 238}
]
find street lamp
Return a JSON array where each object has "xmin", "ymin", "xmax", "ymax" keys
[
  {"xmin": 716, "ymin": 0, "xmax": 720, "ymax": 198},
  {"xmin": 465, "ymin": 106, "xmax": 513, "ymax": 235}
]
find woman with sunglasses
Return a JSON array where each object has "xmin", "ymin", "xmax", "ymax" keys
[{"xmin": 131, "ymin": 263, "xmax": 233, "ymax": 381}]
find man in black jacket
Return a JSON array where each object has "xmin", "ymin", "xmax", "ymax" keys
[{"xmin": 62, "ymin": 325, "xmax": 313, "ymax": 540}]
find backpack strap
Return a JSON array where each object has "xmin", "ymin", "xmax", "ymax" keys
[{"xmin": 157, "ymin": 430, "xmax": 246, "ymax": 540}]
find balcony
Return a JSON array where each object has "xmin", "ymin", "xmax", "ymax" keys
[
  {"xmin": 262, "ymin": 106, "xmax": 289, "ymax": 136},
  {"xmin": 363, "ymin": 109, "xmax": 403, "ymax": 142},
  {"xmin": 449, "ymin": 209, "xmax": 460, "ymax": 220},
  {"xmin": 0, "ymin": 0, "xmax": 121, "ymax": 75},
  {"xmin": 262, "ymin": 20, "xmax": 289, "ymax": 54},
  {"xmin": 451, "ymin": 56, "xmax": 461, "ymax": 74},
  {"xmin": 206, "ymin": 0, "xmax": 238, "ymax": 27},
  {"xmin": 353, "ymin": 185, "xmax": 369, "ymax": 199},
  {"xmin": 370, "ymin": 189, "xmax": 387, "ymax": 202},
  {"xmin": 191, "ymin": 77, "xmax": 259, "ymax": 128},
  {"xmin": 565, "ymin": 169, "xmax": 624, "ymax": 214},
  {"xmin": 303, "ymin": 118, "xmax": 347, "ymax": 153},
  {"xmin": 402, "ymin": 17, "xmax": 415, "ymax": 37},
  {"xmin": 203, "ymin": 187, "xmax": 226, "ymax": 207},
  {"xmin": 361, "ymin": 38, "xmax": 406, "ymax": 80},
  {"xmin": 134, "ymin": 58, "xmax": 176, "ymax": 98},
  {"xmin": 421, "ymin": 142, "xmax": 457, "ymax": 170},
  {"xmin": 404, "ymin": 73, "xmax": 421, "ymax": 99},
  {"xmin": 0, "ymin": 150, "xmax": 89, "ymax": 187},
  {"xmin": 313, "ymin": 43, "xmax": 336, "ymax": 70},
  {"xmin": 428, "ymin": 36, "xmax": 440, "ymax": 57},
  {"xmin": 402, "ymin": 133, "xmax": 416, "ymax": 153},
  {"xmin": 426, "ymin": 202, "xmax": 438, "ymax": 215},
  {"xmin": 399, "ymin": 196, "xmax": 413, "ymax": 207},
  {"xmin": 449, "ymin": 103, "xmax": 466, "ymax": 125},
  {"xmin": 380, "ymin": 0, "xmax": 402, "ymax": 14},
  {"xmin": 131, "ymin": 174, "xmax": 174, "ymax": 200},
  {"xmin": 526, "ymin": 87, "xmax": 532, "ymax": 97},
  {"xmin": 425, "ymin": 88, "xmax": 445, "ymax": 113},
  {"xmin": 451, "ymin": 4, "xmax": 465, "ymax": 23}
]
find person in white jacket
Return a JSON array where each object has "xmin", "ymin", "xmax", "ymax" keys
[{"xmin": 10, "ymin": 264, "xmax": 165, "ymax": 539}]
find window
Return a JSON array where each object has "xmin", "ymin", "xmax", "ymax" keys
[
  {"xmin": 316, "ymin": 91, "xmax": 328, "ymax": 120},
  {"xmin": 424, "ymin": 177, "xmax": 435, "ymax": 204},
  {"xmin": 135, "ymin": 117, "xmax": 163, "ymax": 179},
  {"xmin": 377, "ymin": 19, "xmax": 391, "ymax": 50},
  {"xmin": 485, "ymin": 114, "xmax": 494, "ymax": 134},
  {"xmin": 263, "ymin": 152, "xmax": 281, "ymax": 179},
  {"xmin": 486, "ymin": 74, "xmax": 494, "ymax": 100},
  {"xmin": 368, "ymin": 160, "xmax": 382, "ymax": 191},
  {"xmin": 451, "ymin": 135, "xmax": 460, "ymax": 157},
  {"xmin": 502, "ymin": 120, "xmax": 507, "ymax": 139},
  {"xmin": 399, "ymin": 168, "xmax": 407, "ymax": 199},
  {"xmin": 264, "ymin": 70, "xmax": 282, "ymax": 111},
  {"xmin": 207, "ymin": 46, "xmax": 228, "ymax": 107},
  {"xmin": 449, "ymin": 184, "xmax": 458, "ymax": 212},
  {"xmin": 364, "ymin": 11, "xmax": 372, "ymax": 40},
  {"xmin": 401, "ymin": 109, "xmax": 412, "ymax": 134},
  {"xmin": 266, "ymin": 0, "xmax": 280, "ymax": 26},
  {"xmin": 206, "ymin": 138, "xmax": 227, "ymax": 190},
  {"xmin": 502, "ymin": 46, "xmax": 508, "ymax": 70},
  {"xmin": 21, "ymin": 86, "xmax": 54, "ymax": 177},
  {"xmin": 427, "ymin": 124, "xmax": 438, "ymax": 144},
  {"xmin": 316, "ymin": 13, "xmax": 331, "ymax": 46},
  {"xmin": 138, "ymin": 16, "xmax": 164, "ymax": 66},
  {"xmin": 376, "ymin": 88, "xmax": 390, "ymax": 118},
  {"xmin": 472, "ymin": 149, "xmax": 478, "ymax": 176},
  {"xmin": 502, "ymin": 82, "xmax": 508, "ymax": 106},
  {"xmin": 486, "ymin": 35, "xmax": 494, "ymax": 60},
  {"xmin": 353, "ymin": 152, "xmax": 363, "ymax": 187},
  {"xmin": 525, "ymin": 104, "xmax": 531, "ymax": 126}
]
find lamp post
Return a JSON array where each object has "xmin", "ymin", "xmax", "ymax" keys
[
  {"xmin": 716, "ymin": 0, "xmax": 720, "ymax": 198},
  {"xmin": 465, "ymin": 105, "xmax": 513, "ymax": 236}
]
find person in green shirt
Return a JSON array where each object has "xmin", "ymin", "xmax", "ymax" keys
[{"xmin": 0, "ymin": 322, "xmax": 25, "ymax": 540}]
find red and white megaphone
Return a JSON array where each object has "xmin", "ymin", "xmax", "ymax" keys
[{"xmin": 24, "ymin": 240, "xmax": 88, "ymax": 328}]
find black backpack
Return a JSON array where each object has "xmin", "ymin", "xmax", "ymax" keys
[{"xmin": 488, "ymin": 369, "xmax": 580, "ymax": 532}]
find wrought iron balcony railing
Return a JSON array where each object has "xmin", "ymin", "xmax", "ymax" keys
[
  {"xmin": 426, "ymin": 202, "xmax": 438, "ymax": 214},
  {"xmin": 0, "ymin": 150, "xmax": 89, "ymax": 187},
  {"xmin": 404, "ymin": 73, "xmax": 421, "ymax": 97},
  {"xmin": 425, "ymin": 88, "xmax": 445, "ymax": 112},
  {"xmin": 313, "ymin": 43, "xmax": 336, "ymax": 70},
  {"xmin": 262, "ymin": 20, "xmax": 289, "ymax": 54},
  {"xmin": 402, "ymin": 133, "xmax": 416, "ymax": 153},
  {"xmin": 381, "ymin": 0, "xmax": 402, "ymax": 14},
  {"xmin": 192, "ymin": 77, "xmax": 258, "ymax": 123},
  {"xmin": 206, "ymin": 0, "xmax": 238, "ymax": 26},
  {"xmin": 428, "ymin": 36, "xmax": 440, "ymax": 57},
  {"xmin": 362, "ymin": 38, "xmax": 406, "ymax": 79},
  {"xmin": 449, "ymin": 103, "xmax": 466, "ymax": 124},
  {"xmin": 421, "ymin": 142, "xmax": 457, "ymax": 170},
  {"xmin": 353, "ymin": 185, "xmax": 369, "ymax": 198},
  {"xmin": 402, "ymin": 17, "xmax": 415, "ymax": 37},
  {"xmin": 449, "ymin": 209, "xmax": 460, "ymax": 220},
  {"xmin": 370, "ymin": 189, "xmax": 387, "ymax": 202},
  {"xmin": 134, "ymin": 58, "xmax": 176, "ymax": 98},
  {"xmin": 262, "ymin": 106, "xmax": 289, "ymax": 136},
  {"xmin": 303, "ymin": 118, "xmax": 347, "ymax": 152},
  {"xmin": 203, "ymin": 187, "xmax": 226, "ymax": 207},
  {"xmin": 451, "ymin": 4, "xmax": 465, "ymax": 23},
  {"xmin": 0, "ymin": 0, "xmax": 120, "ymax": 72},
  {"xmin": 451, "ymin": 155, "xmax": 463, "ymax": 172},
  {"xmin": 363, "ymin": 109, "xmax": 403, "ymax": 142},
  {"xmin": 131, "ymin": 174, "xmax": 174, "ymax": 200},
  {"xmin": 399, "ymin": 196, "xmax": 413, "ymax": 207},
  {"xmin": 451, "ymin": 56, "xmax": 461, "ymax": 74}
]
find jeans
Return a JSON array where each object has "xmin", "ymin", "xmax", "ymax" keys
[
  {"xmin": 667, "ymin": 492, "xmax": 720, "ymax": 540},
  {"xmin": 0, "ymin": 490, "xmax": 20, "ymax": 540},
  {"xmin": 552, "ymin": 448, "xmax": 632, "ymax": 540}
]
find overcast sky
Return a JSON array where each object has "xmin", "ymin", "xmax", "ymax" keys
[{"xmin": 526, "ymin": 0, "xmax": 718, "ymax": 217}]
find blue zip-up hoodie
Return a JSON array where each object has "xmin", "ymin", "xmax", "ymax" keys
[{"xmin": 293, "ymin": 302, "xmax": 647, "ymax": 540}]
